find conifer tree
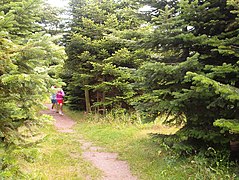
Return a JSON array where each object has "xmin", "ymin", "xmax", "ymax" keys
[
  {"xmin": 64, "ymin": 0, "xmax": 148, "ymax": 112},
  {"xmin": 0, "ymin": 0, "xmax": 66, "ymax": 149},
  {"xmin": 136, "ymin": 0, "xmax": 239, "ymax": 155}
]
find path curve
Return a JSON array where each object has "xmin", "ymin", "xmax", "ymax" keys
[{"xmin": 43, "ymin": 104, "xmax": 138, "ymax": 180}]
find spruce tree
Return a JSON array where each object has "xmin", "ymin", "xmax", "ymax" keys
[
  {"xmin": 0, "ymin": 0, "xmax": 66, "ymax": 148},
  {"xmin": 136, "ymin": 0, "xmax": 239, "ymax": 155},
  {"xmin": 64, "ymin": 0, "xmax": 147, "ymax": 112}
]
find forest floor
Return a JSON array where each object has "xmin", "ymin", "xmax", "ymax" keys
[{"xmin": 43, "ymin": 104, "xmax": 138, "ymax": 180}]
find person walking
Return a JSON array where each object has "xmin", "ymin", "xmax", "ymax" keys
[
  {"xmin": 50, "ymin": 85, "xmax": 57, "ymax": 110},
  {"xmin": 56, "ymin": 88, "xmax": 65, "ymax": 115}
]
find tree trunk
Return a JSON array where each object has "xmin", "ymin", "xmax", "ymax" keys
[
  {"xmin": 230, "ymin": 141, "xmax": 239, "ymax": 162},
  {"xmin": 84, "ymin": 88, "xmax": 91, "ymax": 113},
  {"xmin": 96, "ymin": 91, "xmax": 100, "ymax": 113},
  {"xmin": 102, "ymin": 91, "xmax": 106, "ymax": 112}
]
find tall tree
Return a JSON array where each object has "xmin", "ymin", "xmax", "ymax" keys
[
  {"xmin": 64, "ymin": 0, "xmax": 148, "ymax": 112},
  {"xmin": 0, "ymin": 0, "xmax": 65, "ymax": 150},
  {"xmin": 136, "ymin": 0, "xmax": 239, "ymax": 156}
]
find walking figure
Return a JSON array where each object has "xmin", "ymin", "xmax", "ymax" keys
[
  {"xmin": 50, "ymin": 85, "xmax": 57, "ymax": 110},
  {"xmin": 56, "ymin": 88, "xmax": 65, "ymax": 115}
]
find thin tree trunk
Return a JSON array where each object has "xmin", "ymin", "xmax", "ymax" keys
[
  {"xmin": 102, "ymin": 91, "xmax": 106, "ymax": 113},
  {"xmin": 85, "ymin": 88, "xmax": 91, "ymax": 113},
  {"xmin": 97, "ymin": 91, "xmax": 100, "ymax": 113}
]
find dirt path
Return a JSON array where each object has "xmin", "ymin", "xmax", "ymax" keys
[{"xmin": 43, "ymin": 104, "xmax": 138, "ymax": 180}]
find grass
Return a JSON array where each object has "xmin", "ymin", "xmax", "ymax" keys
[
  {"xmin": 64, "ymin": 108, "xmax": 238, "ymax": 180},
  {"xmin": 3, "ymin": 107, "xmax": 238, "ymax": 179},
  {"xmin": 17, "ymin": 116, "xmax": 102, "ymax": 180}
]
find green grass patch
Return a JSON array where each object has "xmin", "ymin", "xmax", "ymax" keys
[
  {"xmin": 3, "ymin": 107, "xmax": 237, "ymax": 179},
  {"xmin": 64, "ymin": 108, "xmax": 238, "ymax": 180},
  {"xmin": 17, "ymin": 117, "xmax": 102, "ymax": 179}
]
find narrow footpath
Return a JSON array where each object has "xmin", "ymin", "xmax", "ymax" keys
[{"xmin": 43, "ymin": 104, "xmax": 138, "ymax": 180}]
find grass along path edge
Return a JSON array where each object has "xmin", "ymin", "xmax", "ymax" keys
[
  {"xmin": 18, "ymin": 105, "xmax": 237, "ymax": 179},
  {"xmin": 51, "ymin": 104, "xmax": 139, "ymax": 180},
  {"xmin": 64, "ymin": 108, "xmax": 238, "ymax": 180}
]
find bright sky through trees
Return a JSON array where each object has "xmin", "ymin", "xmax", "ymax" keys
[{"xmin": 47, "ymin": 0, "xmax": 69, "ymax": 8}]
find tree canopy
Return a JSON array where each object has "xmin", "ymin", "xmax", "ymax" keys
[{"xmin": 63, "ymin": 0, "xmax": 239, "ymax": 156}]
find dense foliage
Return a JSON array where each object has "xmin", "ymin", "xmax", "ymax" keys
[
  {"xmin": 1, "ymin": 0, "xmax": 239, "ymax": 175},
  {"xmin": 64, "ymin": 0, "xmax": 239, "ymax": 157},
  {"xmin": 0, "ymin": 0, "xmax": 65, "ymax": 175},
  {"xmin": 136, "ymin": 0, "xmax": 239, "ymax": 154},
  {"xmin": 64, "ymin": 0, "xmax": 149, "ymax": 112}
]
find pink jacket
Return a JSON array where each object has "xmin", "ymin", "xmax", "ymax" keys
[{"xmin": 56, "ymin": 90, "xmax": 65, "ymax": 100}]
